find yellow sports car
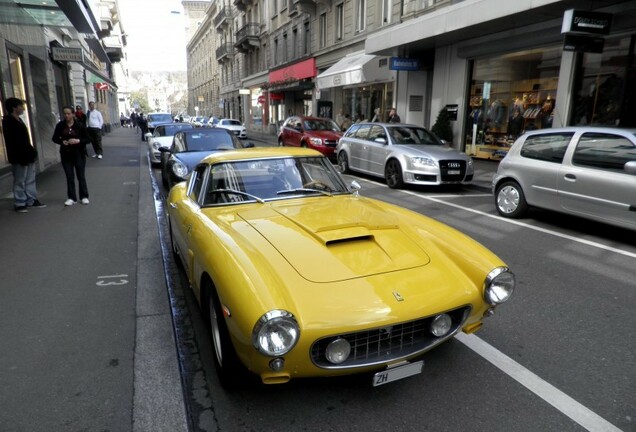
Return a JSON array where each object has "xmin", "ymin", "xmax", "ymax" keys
[{"xmin": 167, "ymin": 147, "xmax": 515, "ymax": 388}]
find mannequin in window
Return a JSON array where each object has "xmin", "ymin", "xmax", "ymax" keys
[
  {"xmin": 507, "ymin": 108, "xmax": 523, "ymax": 137},
  {"xmin": 538, "ymin": 100, "xmax": 554, "ymax": 129}
]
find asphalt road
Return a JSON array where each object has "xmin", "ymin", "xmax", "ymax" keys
[{"xmin": 151, "ymin": 165, "xmax": 635, "ymax": 432}]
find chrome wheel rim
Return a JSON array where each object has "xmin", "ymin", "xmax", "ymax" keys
[
  {"xmin": 386, "ymin": 161, "xmax": 400, "ymax": 186},
  {"xmin": 498, "ymin": 186, "xmax": 519, "ymax": 214},
  {"xmin": 209, "ymin": 296, "xmax": 223, "ymax": 367}
]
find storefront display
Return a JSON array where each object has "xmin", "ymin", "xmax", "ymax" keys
[{"xmin": 466, "ymin": 46, "xmax": 561, "ymax": 159}]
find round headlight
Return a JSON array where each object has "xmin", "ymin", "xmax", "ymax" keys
[
  {"xmin": 172, "ymin": 161, "xmax": 189, "ymax": 179},
  {"xmin": 325, "ymin": 338, "xmax": 351, "ymax": 364},
  {"xmin": 252, "ymin": 310, "xmax": 299, "ymax": 356},
  {"xmin": 430, "ymin": 314, "xmax": 453, "ymax": 337},
  {"xmin": 484, "ymin": 267, "xmax": 516, "ymax": 305}
]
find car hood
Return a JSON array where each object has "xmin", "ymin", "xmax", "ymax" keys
[
  {"xmin": 237, "ymin": 197, "xmax": 430, "ymax": 283},
  {"xmin": 306, "ymin": 130, "xmax": 343, "ymax": 139},
  {"xmin": 398, "ymin": 144, "xmax": 469, "ymax": 159}
]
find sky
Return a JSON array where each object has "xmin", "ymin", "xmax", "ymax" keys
[{"xmin": 118, "ymin": 0, "xmax": 188, "ymax": 72}]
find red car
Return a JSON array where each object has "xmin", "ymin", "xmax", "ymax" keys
[{"xmin": 278, "ymin": 116, "xmax": 343, "ymax": 159}]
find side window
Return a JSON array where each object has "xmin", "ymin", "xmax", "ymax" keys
[
  {"xmin": 520, "ymin": 133, "xmax": 573, "ymax": 163},
  {"xmin": 353, "ymin": 124, "xmax": 372, "ymax": 140},
  {"xmin": 344, "ymin": 124, "xmax": 360, "ymax": 137},
  {"xmin": 174, "ymin": 135, "xmax": 185, "ymax": 153},
  {"xmin": 189, "ymin": 165, "xmax": 207, "ymax": 203},
  {"xmin": 368, "ymin": 125, "xmax": 386, "ymax": 141},
  {"xmin": 572, "ymin": 133, "xmax": 636, "ymax": 172}
]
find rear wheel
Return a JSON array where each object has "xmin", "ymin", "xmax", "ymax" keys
[
  {"xmin": 385, "ymin": 159, "xmax": 404, "ymax": 189},
  {"xmin": 202, "ymin": 278, "xmax": 253, "ymax": 390},
  {"xmin": 495, "ymin": 181, "xmax": 528, "ymax": 218},
  {"xmin": 337, "ymin": 152, "xmax": 350, "ymax": 174}
]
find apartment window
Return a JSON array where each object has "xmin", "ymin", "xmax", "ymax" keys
[
  {"xmin": 356, "ymin": 0, "xmax": 366, "ymax": 31},
  {"xmin": 319, "ymin": 13, "xmax": 327, "ymax": 48},
  {"xmin": 274, "ymin": 38, "xmax": 278, "ymax": 64},
  {"xmin": 304, "ymin": 21, "xmax": 310, "ymax": 55},
  {"xmin": 292, "ymin": 28, "xmax": 298, "ymax": 59},
  {"xmin": 283, "ymin": 33, "xmax": 288, "ymax": 62},
  {"xmin": 382, "ymin": 0, "xmax": 391, "ymax": 24},
  {"xmin": 336, "ymin": 3, "xmax": 344, "ymax": 40}
]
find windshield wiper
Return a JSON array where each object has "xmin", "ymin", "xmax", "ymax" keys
[
  {"xmin": 277, "ymin": 188, "xmax": 332, "ymax": 197},
  {"xmin": 208, "ymin": 189, "xmax": 265, "ymax": 203}
]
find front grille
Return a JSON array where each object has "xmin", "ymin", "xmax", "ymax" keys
[
  {"xmin": 439, "ymin": 160, "xmax": 467, "ymax": 182},
  {"xmin": 324, "ymin": 139, "xmax": 338, "ymax": 147},
  {"xmin": 310, "ymin": 306, "xmax": 470, "ymax": 369}
]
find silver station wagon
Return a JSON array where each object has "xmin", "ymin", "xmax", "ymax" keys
[
  {"xmin": 493, "ymin": 127, "xmax": 636, "ymax": 230},
  {"xmin": 336, "ymin": 123, "xmax": 474, "ymax": 188}
]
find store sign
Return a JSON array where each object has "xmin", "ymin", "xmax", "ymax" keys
[
  {"xmin": 95, "ymin": 82, "xmax": 108, "ymax": 90},
  {"xmin": 269, "ymin": 93, "xmax": 285, "ymax": 101},
  {"xmin": 257, "ymin": 95, "xmax": 266, "ymax": 104},
  {"xmin": 52, "ymin": 47, "xmax": 83, "ymax": 62},
  {"xmin": 563, "ymin": 34, "xmax": 605, "ymax": 53},
  {"xmin": 389, "ymin": 57, "xmax": 421, "ymax": 71},
  {"xmin": 562, "ymin": 10, "xmax": 612, "ymax": 35}
]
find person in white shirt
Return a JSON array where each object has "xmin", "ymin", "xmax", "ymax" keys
[{"xmin": 86, "ymin": 101, "xmax": 104, "ymax": 159}]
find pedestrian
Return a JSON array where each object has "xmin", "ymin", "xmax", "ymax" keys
[
  {"xmin": 340, "ymin": 113, "xmax": 352, "ymax": 131},
  {"xmin": 52, "ymin": 106, "xmax": 91, "ymax": 206},
  {"xmin": 86, "ymin": 101, "xmax": 104, "ymax": 159},
  {"xmin": 335, "ymin": 108, "xmax": 345, "ymax": 129},
  {"xmin": 2, "ymin": 97, "xmax": 46, "ymax": 212},
  {"xmin": 387, "ymin": 107, "xmax": 401, "ymax": 123},
  {"xmin": 371, "ymin": 107, "xmax": 382, "ymax": 122},
  {"xmin": 75, "ymin": 105, "xmax": 87, "ymax": 125},
  {"xmin": 120, "ymin": 112, "xmax": 126, "ymax": 127},
  {"xmin": 130, "ymin": 111, "xmax": 138, "ymax": 131},
  {"xmin": 138, "ymin": 113, "xmax": 148, "ymax": 141}
]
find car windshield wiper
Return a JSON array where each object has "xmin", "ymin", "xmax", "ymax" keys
[
  {"xmin": 208, "ymin": 189, "xmax": 265, "ymax": 203},
  {"xmin": 277, "ymin": 188, "xmax": 332, "ymax": 197}
]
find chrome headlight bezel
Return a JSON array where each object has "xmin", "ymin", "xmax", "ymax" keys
[
  {"xmin": 410, "ymin": 156, "xmax": 436, "ymax": 168},
  {"xmin": 172, "ymin": 160, "xmax": 189, "ymax": 179},
  {"xmin": 252, "ymin": 310, "xmax": 300, "ymax": 356},
  {"xmin": 484, "ymin": 267, "xmax": 515, "ymax": 305}
]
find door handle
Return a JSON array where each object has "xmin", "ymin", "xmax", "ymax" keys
[
  {"xmin": 564, "ymin": 173, "xmax": 576, "ymax": 181},
  {"xmin": 186, "ymin": 225, "xmax": 192, "ymax": 236},
  {"xmin": 169, "ymin": 203, "xmax": 177, "ymax": 209}
]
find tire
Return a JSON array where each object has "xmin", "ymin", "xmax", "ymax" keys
[
  {"xmin": 202, "ymin": 278, "xmax": 253, "ymax": 390},
  {"xmin": 337, "ymin": 152, "xmax": 350, "ymax": 174},
  {"xmin": 278, "ymin": 139, "xmax": 285, "ymax": 147},
  {"xmin": 385, "ymin": 159, "xmax": 404, "ymax": 189},
  {"xmin": 301, "ymin": 141, "xmax": 307, "ymax": 148},
  {"xmin": 495, "ymin": 180, "xmax": 529, "ymax": 218}
]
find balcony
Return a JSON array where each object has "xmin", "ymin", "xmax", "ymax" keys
[
  {"xmin": 214, "ymin": 6, "xmax": 232, "ymax": 30},
  {"xmin": 233, "ymin": 0, "xmax": 254, "ymax": 12},
  {"xmin": 234, "ymin": 23, "xmax": 260, "ymax": 53},
  {"xmin": 103, "ymin": 35, "xmax": 123, "ymax": 63},
  {"xmin": 216, "ymin": 43, "xmax": 235, "ymax": 63}
]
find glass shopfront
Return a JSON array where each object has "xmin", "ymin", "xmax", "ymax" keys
[
  {"xmin": 466, "ymin": 46, "xmax": 561, "ymax": 160},
  {"xmin": 571, "ymin": 34, "xmax": 636, "ymax": 127},
  {"xmin": 343, "ymin": 82, "xmax": 393, "ymax": 124}
]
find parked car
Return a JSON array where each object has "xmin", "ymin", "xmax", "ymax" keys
[
  {"xmin": 146, "ymin": 123, "xmax": 194, "ymax": 165},
  {"xmin": 192, "ymin": 116, "xmax": 208, "ymax": 127},
  {"xmin": 160, "ymin": 128, "xmax": 251, "ymax": 189},
  {"xmin": 146, "ymin": 112, "xmax": 174, "ymax": 134},
  {"xmin": 337, "ymin": 123, "xmax": 474, "ymax": 188},
  {"xmin": 207, "ymin": 117, "xmax": 220, "ymax": 127},
  {"xmin": 278, "ymin": 116, "xmax": 342, "ymax": 159},
  {"xmin": 493, "ymin": 127, "xmax": 636, "ymax": 230},
  {"xmin": 215, "ymin": 119, "xmax": 247, "ymax": 139},
  {"xmin": 166, "ymin": 147, "xmax": 515, "ymax": 389}
]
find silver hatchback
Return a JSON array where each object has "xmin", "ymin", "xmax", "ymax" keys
[
  {"xmin": 492, "ymin": 127, "xmax": 636, "ymax": 230},
  {"xmin": 336, "ymin": 123, "xmax": 474, "ymax": 188}
]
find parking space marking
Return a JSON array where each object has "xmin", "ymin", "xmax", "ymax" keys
[
  {"xmin": 355, "ymin": 177, "xmax": 636, "ymax": 259},
  {"xmin": 457, "ymin": 333, "xmax": 622, "ymax": 432}
]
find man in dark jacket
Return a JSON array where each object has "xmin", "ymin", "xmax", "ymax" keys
[{"xmin": 2, "ymin": 97, "xmax": 46, "ymax": 212}]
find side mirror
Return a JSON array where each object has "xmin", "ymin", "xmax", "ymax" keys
[
  {"xmin": 374, "ymin": 137, "xmax": 387, "ymax": 144},
  {"xmin": 145, "ymin": 132, "xmax": 152, "ymax": 138},
  {"xmin": 158, "ymin": 147, "xmax": 171, "ymax": 153},
  {"xmin": 624, "ymin": 161, "xmax": 636, "ymax": 175},
  {"xmin": 350, "ymin": 180, "xmax": 361, "ymax": 197}
]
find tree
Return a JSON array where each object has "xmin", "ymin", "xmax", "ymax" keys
[
  {"xmin": 431, "ymin": 107, "xmax": 453, "ymax": 143},
  {"xmin": 130, "ymin": 90, "xmax": 151, "ymax": 113}
]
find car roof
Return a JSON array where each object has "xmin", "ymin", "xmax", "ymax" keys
[
  {"xmin": 178, "ymin": 127, "xmax": 229, "ymax": 135},
  {"xmin": 352, "ymin": 122, "xmax": 426, "ymax": 128},
  {"xmin": 520, "ymin": 126, "xmax": 636, "ymax": 136},
  {"xmin": 289, "ymin": 116, "xmax": 335, "ymax": 121},
  {"xmin": 199, "ymin": 147, "xmax": 322, "ymax": 165}
]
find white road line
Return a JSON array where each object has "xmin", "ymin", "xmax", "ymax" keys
[
  {"xmin": 456, "ymin": 333, "xmax": 623, "ymax": 432},
  {"xmin": 356, "ymin": 178, "xmax": 636, "ymax": 259}
]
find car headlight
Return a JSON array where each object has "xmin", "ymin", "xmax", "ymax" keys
[
  {"xmin": 152, "ymin": 141, "xmax": 160, "ymax": 150},
  {"xmin": 252, "ymin": 310, "xmax": 300, "ymax": 356},
  {"xmin": 484, "ymin": 267, "xmax": 515, "ymax": 305},
  {"xmin": 171, "ymin": 161, "xmax": 189, "ymax": 179},
  {"xmin": 309, "ymin": 137, "xmax": 323, "ymax": 146},
  {"xmin": 410, "ymin": 156, "xmax": 436, "ymax": 168}
]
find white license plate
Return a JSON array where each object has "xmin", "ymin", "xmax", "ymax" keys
[
  {"xmin": 448, "ymin": 170, "xmax": 460, "ymax": 175},
  {"xmin": 372, "ymin": 361, "xmax": 423, "ymax": 387}
]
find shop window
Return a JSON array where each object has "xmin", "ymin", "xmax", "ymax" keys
[
  {"xmin": 571, "ymin": 35, "xmax": 636, "ymax": 128},
  {"xmin": 466, "ymin": 46, "xmax": 561, "ymax": 159}
]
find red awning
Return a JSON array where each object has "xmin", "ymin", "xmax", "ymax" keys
[{"xmin": 269, "ymin": 58, "xmax": 316, "ymax": 83}]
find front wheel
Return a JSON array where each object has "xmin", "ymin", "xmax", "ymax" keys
[
  {"xmin": 337, "ymin": 152, "xmax": 350, "ymax": 174},
  {"xmin": 385, "ymin": 159, "xmax": 404, "ymax": 189},
  {"xmin": 495, "ymin": 181, "xmax": 528, "ymax": 218}
]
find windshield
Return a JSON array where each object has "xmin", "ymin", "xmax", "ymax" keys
[
  {"xmin": 303, "ymin": 119, "xmax": 340, "ymax": 132},
  {"xmin": 157, "ymin": 124, "xmax": 193, "ymax": 136},
  {"xmin": 184, "ymin": 131, "xmax": 243, "ymax": 152},
  {"xmin": 222, "ymin": 120, "xmax": 242, "ymax": 126},
  {"xmin": 148, "ymin": 114, "xmax": 173, "ymax": 123},
  {"xmin": 388, "ymin": 126, "xmax": 443, "ymax": 145},
  {"xmin": 203, "ymin": 156, "xmax": 350, "ymax": 205}
]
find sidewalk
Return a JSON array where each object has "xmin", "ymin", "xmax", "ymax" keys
[
  {"xmin": 246, "ymin": 129, "xmax": 497, "ymax": 192},
  {"xmin": 0, "ymin": 127, "xmax": 187, "ymax": 431}
]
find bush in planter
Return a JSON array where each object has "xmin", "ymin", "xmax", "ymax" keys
[{"xmin": 431, "ymin": 107, "xmax": 453, "ymax": 143}]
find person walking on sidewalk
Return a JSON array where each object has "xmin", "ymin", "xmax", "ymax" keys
[
  {"xmin": 75, "ymin": 105, "xmax": 87, "ymax": 126},
  {"xmin": 2, "ymin": 97, "xmax": 46, "ymax": 212},
  {"xmin": 86, "ymin": 101, "xmax": 104, "ymax": 159},
  {"xmin": 52, "ymin": 106, "xmax": 91, "ymax": 206}
]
